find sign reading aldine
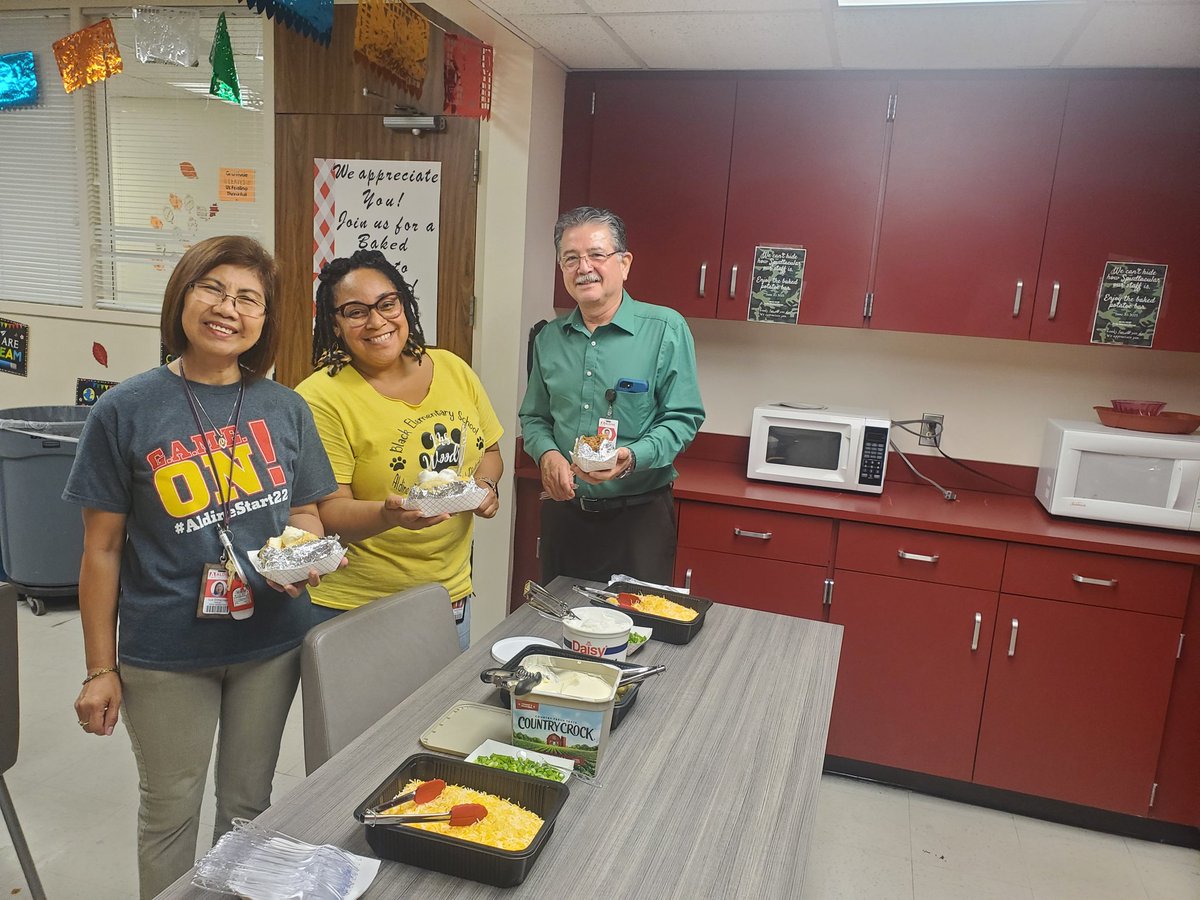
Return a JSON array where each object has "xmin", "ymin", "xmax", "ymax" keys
[
  {"xmin": 1091, "ymin": 261, "xmax": 1167, "ymax": 348},
  {"xmin": 748, "ymin": 244, "xmax": 806, "ymax": 325},
  {"xmin": 313, "ymin": 158, "xmax": 442, "ymax": 344}
]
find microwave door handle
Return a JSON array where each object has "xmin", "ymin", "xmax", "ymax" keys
[{"xmin": 1167, "ymin": 460, "xmax": 1184, "ymax": 509}]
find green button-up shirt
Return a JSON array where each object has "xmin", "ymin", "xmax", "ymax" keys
[{"xmin": 519, "ymin": 291, "xmax": 705, "ymax": 498}]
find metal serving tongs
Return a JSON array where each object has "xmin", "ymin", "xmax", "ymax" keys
[
  {"xmin": 616, "ymin": 663, "xmax": 667, "ymax": 687},
  {"xmin": 479, "ymin": 665, "xmax": 544, "ymax": 696},
  {"xmin": 523, "ymin": 580, "xmax": 582, "ymax": 623},
  {"xmin": 363, "ymin": 804, "xmax": 488, "ymax": 828}
]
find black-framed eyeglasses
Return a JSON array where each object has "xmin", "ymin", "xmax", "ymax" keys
[
  {"xmin": 559, "ymin": 249, "xmax": 625, "ymax": 271},
  {"xmin": 189, "ymin": 280, "xmax": 267, "ymax": 318},
  {"xmin": 334, "ymin": 292, "xmax": 406, "ymax": 324}
]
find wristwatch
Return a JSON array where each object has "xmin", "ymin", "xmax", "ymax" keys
[{"xmin": 618, "ymin": 449, "xmax": 637, "ymax": 479}]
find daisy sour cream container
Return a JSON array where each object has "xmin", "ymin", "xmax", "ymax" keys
[{"xmin": 562, "ymin": 606, "xmax": 634, "ymax": 662}]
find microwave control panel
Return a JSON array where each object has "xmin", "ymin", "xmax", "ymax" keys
[{"xmin": 858, "ymin": 426, "xmax": 889, "ymax": 487}]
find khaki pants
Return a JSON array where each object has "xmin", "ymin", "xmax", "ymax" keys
[{"xmin": 121, "ymin": 648, "xmax": 301, "ymax": 899}]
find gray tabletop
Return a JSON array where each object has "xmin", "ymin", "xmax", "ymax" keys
[{"xmin": 159, "ymin": 577, "xmax": 842, "ymax": 899}]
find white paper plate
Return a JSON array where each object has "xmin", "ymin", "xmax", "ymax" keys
[
  {"xmin": 249, "ymin": 543, "xmax": 347, "ymax": 586},
  {"xmin": 465, "ymin": 739, "xmax": 574, "ymax": 782},
  {"xmin": 626, "ymin": 625, "xmax": 653, "ymax": 655},
  {"xmin": 490, "ymin": 635, "xmax": 556, "ymax": 664}
]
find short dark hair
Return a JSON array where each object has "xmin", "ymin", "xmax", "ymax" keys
[
  {"xmin": 160, "ymin": 235, "xmax": 278, "ymax": 379},
  {"xmin": 312, "ymin": 250, "xmax": 428, "ymax": 375},
  {"xmin": 553, "ymin": 206, "xmax": 628, "ymax": 257}
]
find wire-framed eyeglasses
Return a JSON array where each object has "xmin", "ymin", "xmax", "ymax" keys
[
  {"xmin": 334, "ymin": 292, "xmax": 406, "ymax": 324},
  {"xmin": 559, "ymin": 249, "xmax": 625, "ymax": 271},
  {"xmin": 189, "ymin": 281, "xmax": 267, "ymax": 318}
]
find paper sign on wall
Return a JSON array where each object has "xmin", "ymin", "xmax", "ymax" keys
[
  {"xmin": 76, "ymin": 378, "xmax": 119, "ymax": 406},
  {"xmin": 1091, "ymin": 261, "xmax": 1167, "ymax": 348},
  {"xmin": 0, "ymin": 318, "xmax": 29, "ymax": 377},
  {"xmin": 218, "ymin": 167, "xmax": 256, "ymax": 202},
  {"xmin": 748, "ymin": 244, "xmax": 806, "ymax": 325},
  {"xmin": 313, "ymin": 158, "xmax": 441, "ymax": 344}
]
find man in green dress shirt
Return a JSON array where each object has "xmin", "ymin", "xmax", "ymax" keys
[{"xmin": 519, "ymin": 207, "xmax": 706, "ymax": 584}]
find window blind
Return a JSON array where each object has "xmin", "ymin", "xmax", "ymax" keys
[
  {"xmin": 0, "ymin": 13, "xmax": 85, "ymax": 309},
  {"xmin": 89, "ymin": 10, "xmax": 267, "ymax": 313}
]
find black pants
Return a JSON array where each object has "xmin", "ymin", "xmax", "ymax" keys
[{"xmin": 539, "ymin": 487, "xmax": 676, "ymax": 585}]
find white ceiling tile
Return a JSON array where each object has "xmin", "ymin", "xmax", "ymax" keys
[
  {"xmin": 508, "ymin": 14, "xmax": 645, "ymax": 68},
  {"xmin": 1064, "ymin": 2, "xmax": 1200, "ymax": 66},
  {"xmin": 833, "ymin": 6, "xmax": 1090, "ymax": 68},
  {"xmin": 478, "ymin": 0, "xmax": 589, "ymax": 17},
  {"xmin": 590, "ymin": 0, "xmax": 821, "ymax": 11},
  {"xmin": 608, "ymin": 11, "xmax": 834, "ymax": 69}
]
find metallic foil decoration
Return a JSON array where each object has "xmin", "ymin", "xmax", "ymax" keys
[
  {"xmin": 0, "ymin": 51, "xmax": 39, "ymax": 110},
  {"xmin": 443, "ymin": 33, "xmax": 492, "ymax": 121},
  {"xmin": 209, "ymin": 12, "xmax": 241, "ymax": 104},
  {"xmin": 132, "ymin": 6, "xmax": 200, "ymax": 67},
  {"xmin": 241, "ymin": 0, "xmax": 333, "ymax": 47},
  {"xmin": 354, "ymin": 0, "xmax": 429, "ymax": 98},
  {"xmin": 52, "ymin": 19, "xmax": 123, "ymax": 94}
]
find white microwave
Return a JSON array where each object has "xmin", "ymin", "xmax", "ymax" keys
[
  {"xmin": 747, "ymin": 404, "xmax": 891, "ymax": 494},
  {"xmin": 1037, "ymin": 419, "xmax": 1200, "ymax": 531}
]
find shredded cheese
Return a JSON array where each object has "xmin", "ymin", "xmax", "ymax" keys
[
  {"xmin": 605, "ymin": 593, "xmax": 698, "ymax": 622},
  {"xmin": 383, "ymin": 781, "xmax": 544, "ymax": 851}
]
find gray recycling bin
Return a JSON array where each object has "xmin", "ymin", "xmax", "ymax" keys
[{"xmin": 0, "ymin": 406, "xmax": 91, "ymax": 615}]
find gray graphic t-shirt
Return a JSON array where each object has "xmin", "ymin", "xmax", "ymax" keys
[{"xmin": 63, "ymin": 366, "xmax": 336, "ymax": 670}]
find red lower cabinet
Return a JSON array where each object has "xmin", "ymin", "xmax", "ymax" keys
[
  {"xmin": 825, "ymin": 570, "xmax": 998, "ymax": 781},
  {"xmin": 973, "ymin": 594, "xmax": 1182, "ymax": 815},
  {"xmin": 674, "ymin": 547, "xmax": 827, "ymax": 620}
]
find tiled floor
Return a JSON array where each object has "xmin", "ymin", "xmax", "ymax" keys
[{"xmin": 4, "ymin": 600, "xmax": 1199, "ymax": 899}]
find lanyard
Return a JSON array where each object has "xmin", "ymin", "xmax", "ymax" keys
[{"xmin": 178, "ymin": 360, "xmax": 245, "ymax": 547}]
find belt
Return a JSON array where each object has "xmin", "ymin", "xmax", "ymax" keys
[{"xmin": 571, "ymin": 485, "xmax": 670, "ymax": 514}]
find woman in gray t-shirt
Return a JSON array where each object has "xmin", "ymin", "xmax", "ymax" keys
[{"xmin": 64, "ymin": 235, "xmax": 338, "ymax": 899}]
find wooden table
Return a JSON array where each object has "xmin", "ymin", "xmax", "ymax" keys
[{"xmin": 159, "ymin": 578, "xmax": 842, "ymax": 898}]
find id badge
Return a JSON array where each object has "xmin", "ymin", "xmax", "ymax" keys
[
  {"xmin": 597, "ymin": 417, "xmax": 618, "ymax": 442},
  {"xmin": 197, "ymin": 563, "xmax": 231, "ymax": 618}
]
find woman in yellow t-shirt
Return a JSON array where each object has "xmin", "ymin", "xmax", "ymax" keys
[{"xmin": 296, "ymin": 250, "xmax": 504, "ymax": 650}]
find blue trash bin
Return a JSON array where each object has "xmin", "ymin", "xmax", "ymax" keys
[{"xmin": 0, "ymin": 407, "xmax": 91, "ymax": 613}]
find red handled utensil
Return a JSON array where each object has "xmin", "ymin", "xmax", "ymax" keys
[
  {"xmin": 571, "ymin": 584, "xmax": 642, "ymax": 608},
  {"xmin": 365, "ymin": 778, "xmax": 446, "ymax": 816},
  {"xmin": 364, "ymin": 803, "xmax": 488, "ymax": 828}
]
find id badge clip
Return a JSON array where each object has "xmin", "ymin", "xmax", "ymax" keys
[{"xmin": 217, "ymin": 527, "xmax": 255, "ymax": 620}]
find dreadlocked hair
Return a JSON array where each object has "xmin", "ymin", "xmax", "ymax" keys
[{"xmin": 312, "ymin": 250, "xmax": 429, "ymax": 376}]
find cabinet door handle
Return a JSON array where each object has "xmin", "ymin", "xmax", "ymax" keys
[
  {"xmin": 897, "ymin": 549, "xmax": 939, "ymax": 563},
  {"xmin": 1012, "ymin": 280, "xmax": 1023, "ymax": 317},
  {"xmin": 698, "ymin": 262, "xmax": 707, "ymax": 297},
  {"xmin": 1007, "ymin": 617, "xmax": 1019, "ymax": 657},
  {"xmin": 684, "ymin": 567, "xmax": 693, "ymax": 590},
  {"xmin": 1048, "ymin": 281, "xmax": 1060, "ymax": 320},
  {"xmin": 823, "ymin": 578, "xmax": 834, "ymax": 607},
  {"xmin": 734, "ymin": 527, "xmax": 772, "ymax": 540},
  {"xmin": 1073, "ymin": 574, "xmax": 1118, "ymax": 588},
  {"xmin": 729, "ymin": 264, "xmax": 738, "ymax": 298},
  {"xmin": 971, "ymin": 612, "xmax": 982, "ymax": 651}
]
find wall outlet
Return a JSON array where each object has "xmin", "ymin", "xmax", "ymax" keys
[{"xmin": 920, "ymin": 413, "xmax": 944, "ymax": 447}]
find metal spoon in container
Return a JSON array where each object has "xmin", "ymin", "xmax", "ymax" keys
[{"xmin": 363, "ymin": 803, "xmax": 488, "ymax": 828}]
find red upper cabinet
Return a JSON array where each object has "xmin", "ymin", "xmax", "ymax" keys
[
  {"xmin": 718, "ymin": 76, "xmax": 892, "ymax": 326},
  {"xmin": 1028, "ymin": 72, "xmax": 1200, "ymax": 351},
  {"xmin": 869, "ymin": 74, "xmax": 1067, "ymax": 339},
  {"xmin": 586, "ymin": 75, "xmax": 737, "ymax": 318}
]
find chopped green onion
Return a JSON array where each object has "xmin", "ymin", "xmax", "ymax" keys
[{"xmin": 475, "ymin": 753, "xmax": 567, "ymax": 781}]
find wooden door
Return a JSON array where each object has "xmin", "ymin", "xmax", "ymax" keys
[
  {"xmin": 587, "ymin": 75, "xmax": 736, "ymax": 318},
  {"xmin": 825, "ymin": 570, "xmax": 998, "ymax": 781},
  {"xmin": 869, "ymin": 73, "xmax": 1067, "ymax": 339},
  {"xmin": 974, "ymin": 594, "xmax": 1181, "ymax": 815},
  {"xmin": 719, "ymin": 75, "xmax": 892, "ymax": 326},
  {"xmin": 273, "ymin": 5, "xmax": 479, "ymax": 387},
  {"xmin": 1028, "ymin": 71, "xmax": 1200, "ymax": 351}
]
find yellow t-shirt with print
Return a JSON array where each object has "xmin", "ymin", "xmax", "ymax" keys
[{"xmin": 296, "ymin": 348, "xmax": 503, "ymax": 608}]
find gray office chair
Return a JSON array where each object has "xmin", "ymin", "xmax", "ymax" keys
[
  {"xmin": 300, "ymin": 584, "xmax": 460, "ymax": 774},
  {"xmin": 0, "ymin": 583, "xmax": 47, "ymax": 900}
]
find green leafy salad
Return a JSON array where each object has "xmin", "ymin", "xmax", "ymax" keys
[{"xmin": 475, "ymin": 753, "xmax": 568, "ymax": 782}]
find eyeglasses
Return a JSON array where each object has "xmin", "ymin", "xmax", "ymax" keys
[
  {"xmin": 559, "ymin": 249, "xmax": 625, "ymax": 271},
  {"xmin": 334, "ymin": 292, "xmax": 406, "ymax": 324},
  {"xmin": 189, "ymin": 281, "xmax": 267, "ymax": 318}
]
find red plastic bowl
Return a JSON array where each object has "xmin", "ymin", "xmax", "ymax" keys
[{"xmin": 1111, "ymin": 400, "xmax": 1166, "ymax": 416}]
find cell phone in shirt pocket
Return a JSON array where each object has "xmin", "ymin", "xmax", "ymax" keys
[{"xmin": 616, "ymin": 378, "xmax": 649, "ymax": 393}]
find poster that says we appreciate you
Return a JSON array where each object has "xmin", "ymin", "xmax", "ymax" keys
[{"xmin": 314, "ymin": 158, "xmax": 442, "ymax": 344}]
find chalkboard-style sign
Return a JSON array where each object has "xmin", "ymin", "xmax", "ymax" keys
[
  {"xmin": 76, "ymin": 378, "xmax": 119, "ymax": 407},
  {"xmin": 748, "ymin": 244, "xmax": 806, "ymax": 325},
  {"xmin": 0, "ymin": 317, "xmax": 29, "ymax": 377},
  {"xmin": 1091, "ymin": 261, "xmax": 1167, "ymax": 348}
]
